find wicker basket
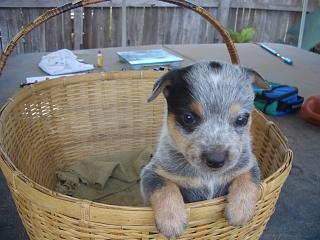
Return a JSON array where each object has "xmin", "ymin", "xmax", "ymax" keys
[{"xmin": 0, "ymin": 0, "xmax": 292, "ymax": 239}]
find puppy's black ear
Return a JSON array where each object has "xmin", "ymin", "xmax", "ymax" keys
[
  {"xmin": 148, "ymin": 72, "xmax": 173, "ymax": 102},
  {"xmin": 245, "ymin": 68, "xmax": 271, "ymax": 90}
]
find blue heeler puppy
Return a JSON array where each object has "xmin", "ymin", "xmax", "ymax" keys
[{"xmin": 141, "ymin": 61, "xmax": 266, "ymax": 239}]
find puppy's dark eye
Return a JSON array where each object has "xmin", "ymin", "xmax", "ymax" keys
[
  {"xmin": 183, "ymin": 113, "xmax": 196, "ymax": 125},
  {"xmin": 235, "ymin": 113, "xmax": 249, "ymax": 127}
]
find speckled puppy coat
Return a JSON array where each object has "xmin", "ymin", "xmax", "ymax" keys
[{"xmin": 141, "ymin": 61, "xmax": 261, "ymax": 239}]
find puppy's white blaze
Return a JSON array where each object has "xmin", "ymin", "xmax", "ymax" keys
[{"xmin": 200, "ymin": 122, "xmax": 229, "ymax": 145}]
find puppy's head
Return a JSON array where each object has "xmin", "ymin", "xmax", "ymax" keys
[{"xmin": 149, "ymin": 61, "xmax": 266, "ymax": 173}]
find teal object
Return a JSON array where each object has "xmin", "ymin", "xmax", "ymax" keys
[
  {"xmin": 253, "ymin": 81, "xmax": 304, "ymax": 116},
  {"xmin": 254, "ymin": 100, "xmax": 279, "ymax": 116},
  {"xmin": 287, "ymin": 8, "xmax": 320, "ymax": 50},
  {"xmin": 117, "ymin": 49, "xmax": 183, "ymax": 70},
  {"xmin": 259, "ymin": 43, "xmax": 293, "ymax": 65}
]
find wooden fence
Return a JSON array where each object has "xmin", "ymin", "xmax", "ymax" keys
[{"xmin": 0, "ymin": 0, "xmax": 319, "ymax": 55}]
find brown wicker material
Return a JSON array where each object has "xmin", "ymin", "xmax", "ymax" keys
[{"xmin": 0, "ymin": 0, "xmax": 292, "ymax": 239}]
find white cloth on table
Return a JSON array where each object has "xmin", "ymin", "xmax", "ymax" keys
[{"xmin": 38, "ymin": 49, "xmax": 94, "ymax": 75}]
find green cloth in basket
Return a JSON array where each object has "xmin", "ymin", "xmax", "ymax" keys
[{"xmin": 55, "ymin": 147, "xmax": 152, "ymax": 205}]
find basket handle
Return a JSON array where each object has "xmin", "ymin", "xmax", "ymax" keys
[{"xmin": 0, "ymin": 0, "xmax": 240, "ymax": 75}]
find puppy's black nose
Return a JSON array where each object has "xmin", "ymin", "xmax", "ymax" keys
[{"xmin": 202, "ymin": 151, "xmax": 227, "ymax": 168}]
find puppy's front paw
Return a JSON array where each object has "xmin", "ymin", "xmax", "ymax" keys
[
  {"xmin": 225, "ymin": 195, "xmax": 256, "ymax": 226},
  {"xmin": 155, "ymin": 206, "xmax": 188, "ymax": 239},
  {"xmin": 225, "ymin": 174, "xmax": 259, "ymax": 226},
  {"xmin": 150, "ymin": 182, "xmax": 188, "ymax": 239}
]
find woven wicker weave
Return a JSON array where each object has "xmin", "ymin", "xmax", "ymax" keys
[{"xmin": 0, "ymin": 1, "xmax": 292, "ymax": 239}]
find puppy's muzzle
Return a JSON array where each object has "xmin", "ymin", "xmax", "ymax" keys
[{"xmin": 201, "ymin": 150, "xmax": 227, "ymax": 169}]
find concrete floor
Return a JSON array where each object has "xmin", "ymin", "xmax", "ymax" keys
[
  {"xmin": 0, "ymin": 44, "xmax": 320, "ymax": 239},
  {"xmin": 261, "ymin": 115, "xmax": 320, "ymax": 240}
]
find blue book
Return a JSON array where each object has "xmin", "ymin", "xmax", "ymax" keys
[{"xmin": 117, "ymin": 49, "xmax": 183, "ymax": 70}]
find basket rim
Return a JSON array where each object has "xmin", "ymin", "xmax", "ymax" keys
[{"xmin": 0, "ymin": 71, "xmax": 293, "ymax": 213}]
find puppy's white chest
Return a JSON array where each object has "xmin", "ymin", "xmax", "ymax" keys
[{"xmin": 204, "ymin": 175, "xmax": 230, "ymax": 199}]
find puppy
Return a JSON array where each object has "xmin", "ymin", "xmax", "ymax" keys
[{"xmin": 141, "ymin": 61, "xmax": 263, "ymax": 239}]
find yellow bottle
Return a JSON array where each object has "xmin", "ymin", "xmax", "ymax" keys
[{"xmin": 97, "ymin": 49, "xmax": 103, "ymax": 68}]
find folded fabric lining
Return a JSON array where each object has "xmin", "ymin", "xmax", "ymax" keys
[{"xmin": 55, "ymin": 147, "xmax": 152, "ymax": 202}]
